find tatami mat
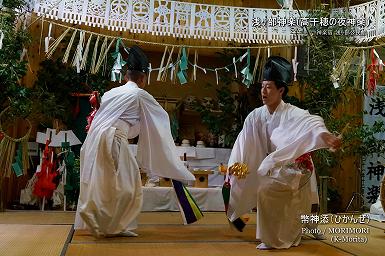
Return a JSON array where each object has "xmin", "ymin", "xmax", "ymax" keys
[
  {"xmin": 66, "ymin": 239, "xmax": 352, "ymax": 256},
  {"xmin": 138, "ymin": 211, "xmax": 257, "ymax": 225},
  {"xmin": 72, "ymin": 224, "xmax": 255, "ymax": 243},
  {"xmin": 367, "ymin": 220, "xmax": 385, "ymax": 230},
  {"xmin": 0, "ymin": 224, "xmax": 72, "ymax": 256},
  {"xmin": 1, "ymin": 211, "xmax": 384, "ymax": 256},
  {"xmin": 318, "ymin": 222, "xmax": 385, "ymax": 256},
  {"xmin": 0, "ymin": 211, "xmax": 75, "ymax": 224}
]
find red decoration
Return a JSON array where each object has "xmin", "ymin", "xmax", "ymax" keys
[
  {"xmin": 85, "ymin": 91, "xmax": 100, "ymax": 132},
  {"xmin": 33, "ymin": 140, "xmax": 58, "ymax": 198},
  {"xmin": 367, "ymin": 48, "xmax": 379, "ymax": 95},
  {"xmin": 294, "ymin": 152, "xmax": 314, "ymax": 172}
]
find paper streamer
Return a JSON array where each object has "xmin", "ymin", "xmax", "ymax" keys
[
  {"xmin": 44, "ymin": 23, "xmax": 53, "ymax": 53},
  {"xmin": 0, "ymin": 30, "xmax": 4, "ymax": 50},
  {"xmin": 292, "ymin": 46, "xmax": 299, "ymax": 81}
]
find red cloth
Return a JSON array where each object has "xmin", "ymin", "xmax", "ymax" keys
[
  {"xmin": 294, "ymin": 152, "xmax": 314, "ymax": 172},
  {"xmin": 367, "ymin": 48, "xmax": 378, "ymax": 95},
  {"xmin": 33, "ymin": 141, "xmax": 58, "ymax": 198},
  {"xmin": 85, "ymin": 91, "xmax": 100, "ymax": 132}
]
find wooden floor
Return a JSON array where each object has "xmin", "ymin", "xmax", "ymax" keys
[{"xmin": 0, "ymin": 211, "xmax": 384, "ymax": 256}]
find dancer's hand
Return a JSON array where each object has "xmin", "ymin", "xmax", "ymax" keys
[{"xmin": 321, "ymin": 132, "xmax": 342, "ymax": 152}]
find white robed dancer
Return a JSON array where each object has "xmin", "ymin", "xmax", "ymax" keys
[
  {"xmin": 226, "ymin": 56, "xmax": 341, "ymax": 249},
  {"xmin": 74, "ymin": 46, "xmax": 195, "ymax": 238}
]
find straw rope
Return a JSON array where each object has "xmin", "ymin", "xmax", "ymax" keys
[
  {"xmin": 161, "ymin": 46, "xmax": 174, "ymax": 81},
  {"xmin": 93, "ymin": 37, "xmax": 115, "ymax": 74},
  {"xmin": 0, "ymin": 107, "xmax": 31, "ymax": 178},
  {"xmin": 46, "ymin": 27, "xmax": 71, "ymax": 59},
  {"xmin": 331, "ymin": 47, "xmax": 360, "ymax": 88},
  {"xmin": 80, "ymin": 34, "xmax": 92, "ymax": 71},
  {"xmin": 62, "ymin": 30, "xmax": 77, "ymax": 63}
]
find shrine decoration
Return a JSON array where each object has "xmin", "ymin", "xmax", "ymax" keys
[
  {"xmin": 0, "ymin": 107, "xmax": 31, "ymax": 180},
  {"xmin": 86, "ymin": 91, "xmax": 101, "ymax": 132},
  {"xmin": 33, "ymin": 0, "xmax": 381, "ymax": 44},
  {"xmin": 171, "ymin": 179, "xmax": 203, "ymax": 225}
]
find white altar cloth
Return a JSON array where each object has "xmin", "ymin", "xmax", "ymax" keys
[
  {"xmin": 141, "ymin": 186, "xmax": 225, "ymax": 212},
  {"xmin": 129, "ymin": 145, "xmax": 231, "ymax": 187}
]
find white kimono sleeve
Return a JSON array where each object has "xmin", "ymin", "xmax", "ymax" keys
[{"xmin": 136, "ymin": 90, "xmax": 195, "ymax": 182}]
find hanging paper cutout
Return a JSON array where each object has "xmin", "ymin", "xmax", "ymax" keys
[
  {"xmin": 111, "ymin": 38, "xmax": 126, "ymax": 82},
  {"xmin": 240, "ymin": 49, "xmax": 253, "ymax": 87}
]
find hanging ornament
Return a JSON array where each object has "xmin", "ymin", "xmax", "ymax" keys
[
  {"xmin": 276, "ymin": 0, "xmax": 293, "ymax": 10},
  {"xmin": 361, "ymin": 49, "xmax": 366, "ymax": 90},
  {"xmin": 44, "ymin": 23, "xmax": 54, "ymax": 53},
  {"xmin": 367, "ymin": 48, "xmax": 379, "ymax": 95},
  {"xmin": 0, "ymin": 30, "xmax": 4, "ymax": 50},
  {"xmin": 86, "ymin": 91, "xmax": 101, "ymax": 132},
  {"xmin": 72, "ymin": 30, "xmax": 85, "ymax": 73},
  {"xmin": 80, "ymin": 34, "xmax": 92, "ymax": 71},
  {"xmin": 111, "ymin": 38, "xmax": 126, "ymax": 82},
  {"xmin": 292, "ymin": 46, "xmax": 299, "ymax": 82},
  {"xmin": 177, "ymin": 47, "xmax": 188, "ymax": 84},
  {"xmin": 193, "ymin": 50, "xmax": 198, "ymax": 81},
  {"xmin": 240, "ymin": 49, "xmax": 253, "ymax": 87},
  {"xmin": 62, "ymin": 30, "xmax": 77, "ymax": 64},
  {"xmin": 94, "ymin": 37, "xmax": 114, "ymax": 74},
  {"xmin": 157, "ymin": 46, "xmax": 168, "ymax": 81},
  {"xmin": 161, "ymin": 46, "xmax": 174, "ymax": 81},
  {"xmin": 252, "ymin": 48, "xmax": 261, "ymax": 83},
  {"xmin": 215, "ymin": 68, "xmax": 219, "ymax": 85},
  {"xmin": 233, "ymin": 57, "xmax": 238, "ymax": 78},
  {"xmin": 147, "ymin": 63, "xmax": 152, "ymax": 85}
]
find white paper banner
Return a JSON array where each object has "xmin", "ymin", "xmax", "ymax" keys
[{"xmin": 362, "ymin": 85, "xmax": 385, "ymax": 207}]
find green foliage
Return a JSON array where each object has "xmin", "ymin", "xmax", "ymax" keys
[
  {"xmin": 194, "ymin": 47, "xmax": 263, "ymax": 147},
  {"xmin": 295, "ymin": 8, "xmax": 385, "ymax": 177},
  {"xmin": 0, "ymin": 0, "xmax": 31, "ymax": 119},
  {"xmin": 194, "ymin": 84, "xmax": 238, "ymax": 147},
  {"xmin": 30, "ymin": 59, "xmax": 111, "ymax": 126}
]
